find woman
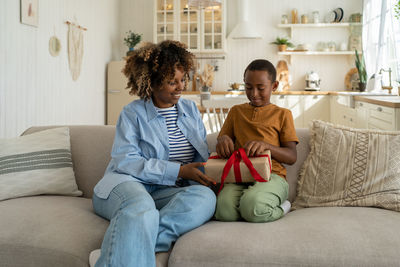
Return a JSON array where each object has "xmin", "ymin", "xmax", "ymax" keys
[{"xmin": 91, "ymin": 40, "xmax": 216, "ymax": 267}]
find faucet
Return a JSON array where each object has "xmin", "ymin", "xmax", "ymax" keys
[{"xmin": 379, "ymin": 68, "xmax": 392, "ymax": 94}]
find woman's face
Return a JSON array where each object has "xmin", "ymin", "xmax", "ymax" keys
[{"xmin": 152, "ymin": 68, "xmax": 185, "ymax": 108}]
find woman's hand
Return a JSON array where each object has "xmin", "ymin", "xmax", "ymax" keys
[
  {"xmin": 243, "ymin": 140, "xmax": 270, "ymax": 157},
  {"xmin": 179, "ymin": 162, "xmax": 216, "ymax": 187},
  {"xmin": 216, "ymin": 135, "xmax": 234, "ymax": 158}
]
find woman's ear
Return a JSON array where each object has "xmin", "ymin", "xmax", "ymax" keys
[{"xmin": 272, "ymin": 81, "xmax": 279, "ymax": 91}]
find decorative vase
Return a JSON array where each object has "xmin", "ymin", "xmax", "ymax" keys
[
  {"xmin": 278, "ymin": 44, "xmax": 287, "ymax": 52},
  {"xmin": 358, "ymin": 82, "xmax": 366, "ymax": 92},
  {"xmin": 200, "ymin": 86, "xmax": 211, "ymax": 105},
  {"xmin": 126, "ymin": 47, "xmax": 134, "ymax": 56}
]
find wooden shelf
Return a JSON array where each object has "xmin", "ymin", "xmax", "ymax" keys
[
  {"xmin": 278, "ymin": 51, "xmax": 355, "ymax": 55},
  {"xmin": 277, "ymin": 23, "xmax": 362, "ymax": 28}
]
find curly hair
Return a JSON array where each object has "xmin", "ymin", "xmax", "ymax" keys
[{"xmin": 123, "ymin": 40, "xmax": 195, "ymax": 100}]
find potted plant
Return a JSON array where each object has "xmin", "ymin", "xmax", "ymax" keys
[
  {"xmin": 355, "ymin": 49, "xmax": 367, "ymax": 91},
  {"xmin": 123, "ymin": 31, "xmax": 142, "ymax": 56},
  {"xmin": 271, "ymin": 37, "xmax": 294, "ymax": 52},
  {"xmin": 395, "ymin": 0, "xmax": 400, "ymax": 20}
]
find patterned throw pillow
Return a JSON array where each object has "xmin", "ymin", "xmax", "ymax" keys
[
  {"xmin": 0, "ymin": 127, "xmax": 82, "ymax": 201},
  {"xmin": 293, "ymin": 120, "xmax": 400, "ymax": 212}
]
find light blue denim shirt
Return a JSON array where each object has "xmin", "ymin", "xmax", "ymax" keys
[{"xmin": 94, "ymin": 98, "xmax": 209, "ymax": 199}]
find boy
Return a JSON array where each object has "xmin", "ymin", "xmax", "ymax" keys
[{"xmin": 215, "ymin": 59, "xmax": 298, "ymax": 222}]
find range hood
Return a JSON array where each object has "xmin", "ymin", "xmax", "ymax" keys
[{"xmin": 228, "ymin": 0, "xmax": 261, "ymax": 39}]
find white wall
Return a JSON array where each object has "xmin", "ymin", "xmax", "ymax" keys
[
  {"xmin": 0, "ymin": 0, "xmax": 363, "ymax": 138},
  {"xmin": 0, "ymin": 0, "xmax": 119, "ymax": 138},
  {"xmin": 118, "ymin": 0, "xmax": 363, "ymax": 91}
]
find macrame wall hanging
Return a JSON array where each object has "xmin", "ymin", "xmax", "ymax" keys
[{"xmin": 66, "ymin": 20, "xmax": 87, "ymax": 81}]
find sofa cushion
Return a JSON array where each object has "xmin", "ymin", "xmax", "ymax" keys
[
  {"xmin": 169, "ymin": 207, "xmax": 400, "ymax": 267},
  {"xmin": 0, "ymin": 127, "xmax": 82, "ymax": 201},
  {"xmin": 0, "ymin": 196, "xmax": 108, "ymax": 267},
  {"xmin": 22, "ymin": 126, "xmax": 116, "ymax": 198},
  {"xmin": 293, "ymin": 120, "xmax": 400, "ymax": 211}
]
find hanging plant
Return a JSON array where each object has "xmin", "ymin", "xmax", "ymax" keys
[{"xmin": 395, "ymin": 0, "xmax": 400, "ymax": 20}]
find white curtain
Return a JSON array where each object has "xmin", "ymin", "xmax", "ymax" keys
[{"xmin": 363, "ymin": 0, "xmax": 400, "ymax": 90}]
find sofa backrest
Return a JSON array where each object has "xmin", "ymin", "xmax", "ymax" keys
[
  {"xmin": 23, "ymin": 126, "xmax": 311, "ymax": 201},
  {"xmin": 207, "ymin": 128, "xmax": 311, "ymax": 202},
  {"xmin": 23, "ymin": 126, "xmax": 115, "ymax": 198}
]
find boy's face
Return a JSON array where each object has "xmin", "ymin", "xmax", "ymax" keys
[{"xmin": 244, "ymin": 70, "xmax": 278, "ymax": 107}]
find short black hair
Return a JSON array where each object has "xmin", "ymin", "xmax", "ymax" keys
[{"xmin": 244, "ymin": 59, "xmax": 276, "ymax": 82}]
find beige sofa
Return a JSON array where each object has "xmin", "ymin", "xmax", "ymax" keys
[{"xmin": 1, "ymin": 125, "xmax": 399, "ymax": 267}]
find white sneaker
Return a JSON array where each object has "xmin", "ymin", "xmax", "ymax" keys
[
  {"xmin": 89, "ymin": 249, "xmax": 101, "ymax": 267},
  {"xmin": 280, "ymin": 200, "xmax": 291, "ymax": 215}
]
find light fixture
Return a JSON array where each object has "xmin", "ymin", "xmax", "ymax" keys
[
  {"xmin": 228, "ymin": 0, "xmax": 261, "ymax": 39},
  {"xmin": 188, "ymin": 0, "xmax": 222, "ymax": 8}
]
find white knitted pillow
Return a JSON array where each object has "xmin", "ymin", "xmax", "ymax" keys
[
  {"xmin": 0, "ymin": 127, "xmax": 82, "ymax": 201},
  {"xmin": 293, "ymin": 120, "xmax": 400, "ymax": 211}
]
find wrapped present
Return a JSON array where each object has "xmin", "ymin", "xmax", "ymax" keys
[{"xmin": 204, "ymin": 148, "xmax": 271, "ymax": 193}]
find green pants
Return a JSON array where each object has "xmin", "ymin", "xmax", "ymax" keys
[{"xmin": 215, "ymin": 174, "xmax": 289, "ymax": 223}]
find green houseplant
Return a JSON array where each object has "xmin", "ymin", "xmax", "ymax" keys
[
  {"xmin": 395, "ymin": 0, "xmax": 400, "ymax": 20},
  {"xmin": 271, "ymin": 37, "xmax": 294, "ymax": 52},
  {"xmin": 124, "ymin": 31, "xmax": 142, "ymax": 55},
  {"xmin": 355, "ymin": 49, "xmax": 367, "ymax": 91}
]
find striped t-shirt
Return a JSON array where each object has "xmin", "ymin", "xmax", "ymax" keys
[{"xmin": 156, "ymin": 105, "xmax": 195, "ymax": 165}]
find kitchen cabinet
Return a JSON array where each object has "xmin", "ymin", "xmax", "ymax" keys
[
  {"xmin": 355, "ymin": 101, "xmax": 368, "ymax": 129},
  {"xmin": 355, "ymin": 101, "xmax": 400, "ymax": 131},
  {"xmin": 330, "ymin": 95, "xmax": 357, "ymax": 127},
  {"xmin": 303, "ymin": 95, "xmax": 330, "ymax": 127},
  {"xmin": 154, "ymin": 0, "xmax": 226, "ymax": 53},
  {"xmin": 270, "ymin": 95, "xmax": 331, "ymax": 128}
]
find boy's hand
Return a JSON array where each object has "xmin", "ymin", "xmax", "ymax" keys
[
  {"xmin": 179, "ymin": 162, "xmax": 216, "ymax": 187},
  {"xmin": 216, "ymin": 135, "xmax": 234, "ymax": 158},
  {"xmin": 244, "ymin": 140, "xmax": 270, "ymax": 157}
]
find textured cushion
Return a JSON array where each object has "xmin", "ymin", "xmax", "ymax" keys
[
  {"xmin": 22, "ymin": 125, "xmax": 116, "ymax": 198},
  {"xmin": 0, "ymin": 196, "xmax": 108, "ymax": 267},
  {"xmin": 169, "ymin": 207, "xmax": 400, "ymax": 267},
  {"xmin": 293, "ymin": 120, "xmax": 400, "ymax": 211},
  {"xmin": 0, "ymin": 127, "xmax": 82, "ymax": 201}
]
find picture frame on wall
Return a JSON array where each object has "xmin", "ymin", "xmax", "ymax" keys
[{"xmin": 20, "ymin": 0, "xmax": 38, "ymax": 27}]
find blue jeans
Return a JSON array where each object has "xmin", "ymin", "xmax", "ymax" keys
[{"xmin": 92, "ymin": 181, "xmax": 216, "ymax": 267}]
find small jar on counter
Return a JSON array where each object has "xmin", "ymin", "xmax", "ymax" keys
[
  {"xmin": 312, "ymin": 11, "xmax": 320, "ymax": 23},
  {"xmin": 301, "ymin": 14, "xmax": 309, "ymax": 24},
  {"xmin": 281, "ymin": 14, "xmax": 288, "ymax": 24}
]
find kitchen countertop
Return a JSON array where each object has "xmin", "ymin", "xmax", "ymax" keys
[
  {"xmin": 182, "ymin": 91, "xmax": 392, "ymax": 96},
  {"xmin": 354, "ymin": 96, "xmax": 400, "ymax": 108}
]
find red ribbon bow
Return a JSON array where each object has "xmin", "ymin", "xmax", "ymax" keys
[{"xmin": 209, "ymin": 148, "xmax": 272, "ymax": 194}]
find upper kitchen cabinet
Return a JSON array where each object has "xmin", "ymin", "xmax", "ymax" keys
[{"xmin": 154, "ymin": 0, "xmax": 226, "ymax": 53}]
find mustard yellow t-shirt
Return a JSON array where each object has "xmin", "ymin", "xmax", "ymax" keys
[{"xmin": 218, "ymin": 103, "xmax": 299, "ymax": 178}]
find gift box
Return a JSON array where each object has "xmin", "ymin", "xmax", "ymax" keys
[{"xmin": 205, "ymin": 148, "xmax": 271, "ymax": 185}]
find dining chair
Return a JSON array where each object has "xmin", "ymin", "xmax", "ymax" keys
[{"xmin": 201, "ymin": 97, "xmax": 248, "ymax": 134}]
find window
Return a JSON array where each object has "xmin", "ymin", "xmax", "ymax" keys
[{"xmin": 363, "ymin": 0, "xmax": 400, "ymax": 89}]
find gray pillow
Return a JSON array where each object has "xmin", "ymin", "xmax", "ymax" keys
[{"xmin": 0, "ymin": 127, "xmax": 82, "ymax": 201}]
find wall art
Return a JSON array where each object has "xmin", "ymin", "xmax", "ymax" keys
[{"xmin": 21, "ymin": 0, "xmax": 39, "ymax": 27}]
